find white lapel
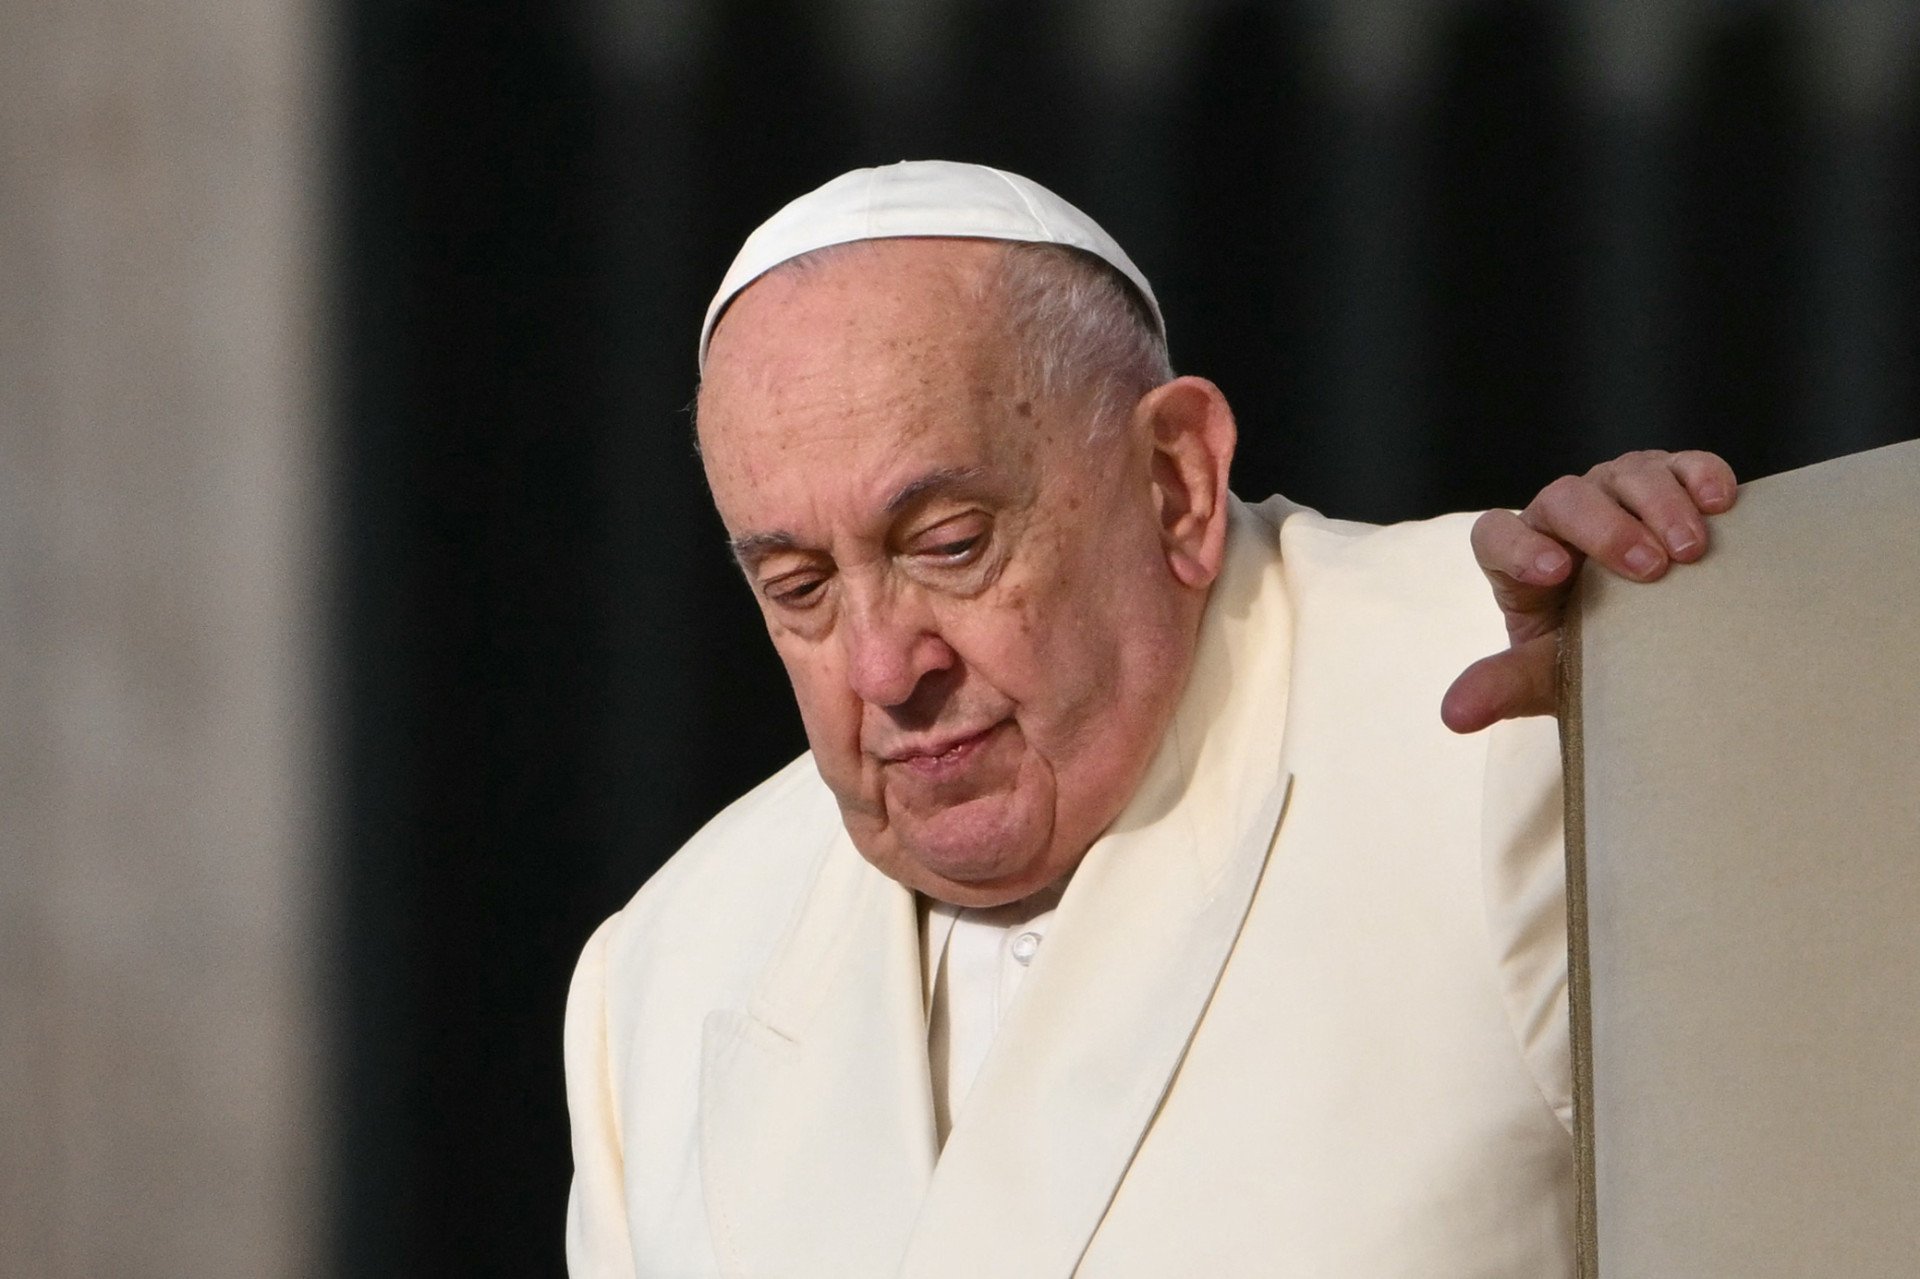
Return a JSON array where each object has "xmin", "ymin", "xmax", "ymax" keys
[
  {"xmin": 897, "ymin": 500, "xmax": 1298, "ymax": 1277},
  {"xmin": 698, "ymin": 827, "xmax": 938, "ymax": 1277}
]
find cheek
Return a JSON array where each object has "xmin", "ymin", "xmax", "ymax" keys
[
  {"xmin": 945, "ymin": 582, "xmax": 1118, "ymax": 726},
  {"xmin": 1010, "ymin": 556, "xmax": 1173, "ymax": 745},
  {"xmin": 1020, "ymin": 533, "xmax": 1134, "ymax": 652},
  {"xmin": 773, "ymin": 642, "xmax": 860, "ymax": 757}
]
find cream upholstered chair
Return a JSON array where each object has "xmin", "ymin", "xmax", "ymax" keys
[{"xmin": 1561, "ymin": 437, "xmax": 1920, "ymax": 1278}]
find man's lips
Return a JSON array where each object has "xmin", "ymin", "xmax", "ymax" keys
[{"xmin": 880, "ymin": 722, "xmax": 1005, "ymax": 777}]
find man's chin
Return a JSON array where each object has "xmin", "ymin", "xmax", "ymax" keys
[
  {"xmin": 909, "ymin": 860, "xmax": 1056, "ymax": 908},
  {"xmin": 885, "ymin": 799, "xmax": 1062, "ymax": 906}
]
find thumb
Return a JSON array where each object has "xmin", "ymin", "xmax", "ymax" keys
[{"xmin": 1441, "ymin": 633, "xmax": 1560, "ymax": 734}]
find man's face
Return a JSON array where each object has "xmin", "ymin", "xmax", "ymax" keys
[{"xmin": 697, "ymin": 239, "xmax": 1198, "ymax": 907}]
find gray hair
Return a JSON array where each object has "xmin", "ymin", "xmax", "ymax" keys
[
  {"xmin": 988, "ymin": 241, "xmax": 1174, "ymax": 436},
  {"xmin": 753, "ymin": 238, "xmax": 1174, "ymax": 439}
]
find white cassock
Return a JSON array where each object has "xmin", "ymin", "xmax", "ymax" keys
[
  {"xmin": 564, "ymin": 494, "xmax": 1575, "ymax": 1277},
  {"xmin": 920, "ymin": 883, "xmax": 1065, "ymax": 1147}
]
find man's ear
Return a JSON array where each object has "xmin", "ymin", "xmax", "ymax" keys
[{"xmin": 1136, "ymin": 376, "xmax": 1237, "ymax": 590}]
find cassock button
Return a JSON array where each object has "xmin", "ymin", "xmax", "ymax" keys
[{"xmin": 1009, "ymin": 931, "xmax": 1041, "ymax": 965}]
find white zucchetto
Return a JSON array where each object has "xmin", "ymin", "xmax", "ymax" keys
[{"xmin": 698, "ymin": 159, "xmax": 1164, "ymax": 369}]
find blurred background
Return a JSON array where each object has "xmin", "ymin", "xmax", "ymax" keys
[{"xmin": 3, "ymin": 0, "xmax": 1915, "ymax": 1273}]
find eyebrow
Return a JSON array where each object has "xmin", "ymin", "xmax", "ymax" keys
[
  {"xmin": 728, "ymin": 465, "xmax": 989, "ymax": 568},
  {"xmin": 883, "ymin": 465, "xmax": 987, "ymax": 515},
  {"xmin": 728, "ymin": 530, "xmax": 799, "ymax": 569}
]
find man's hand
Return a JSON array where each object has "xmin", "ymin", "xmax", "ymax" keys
[{"xmin": 1441, "ymin": 449, "xmax": 1738, "ymax": 734}]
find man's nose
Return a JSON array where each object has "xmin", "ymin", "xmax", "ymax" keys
[{"xmin": 841, "ymin": 588, "xmax": 955, "ymax": 709}]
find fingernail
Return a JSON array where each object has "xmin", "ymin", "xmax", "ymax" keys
[
  {"xmin": 1700, "ymin": 483, "xmax": 1729, "ymax": 507},
  {"xmin": 1534, "ymin": 549, "xmax": 1568, "ymax": 579},
  {"xmin": 1665, "ymin": 528, "xmax": 1699, "ymax": 557},
  {"xmin": 1624, "ymin": 544, "xmax": 1661, "ymax": 577}
]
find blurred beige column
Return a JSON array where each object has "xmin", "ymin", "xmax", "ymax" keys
[{"xmin": 0, "ymin": 1, "xmax": 327, "ymax": 1275}]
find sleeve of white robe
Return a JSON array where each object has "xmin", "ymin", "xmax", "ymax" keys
[
  {"xmin": 564, "ymin": 914, "xmax": 639, "ymax": 1278},
  {"xmin": 1481, "ymin": 710, "xmax": 1576, "ymax": 1134}
]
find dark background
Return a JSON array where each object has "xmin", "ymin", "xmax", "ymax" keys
[{"xmin": 326, "ymin": 1, "xmax": 1917, "ymax": 1271}]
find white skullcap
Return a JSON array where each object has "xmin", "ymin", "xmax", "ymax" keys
[{"xmin": 698, "ymin": 159, "xmax": 1164, "ymax": 370}]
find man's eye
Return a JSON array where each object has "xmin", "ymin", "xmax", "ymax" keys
[
  {"xmin": 765, "ymin": 576, "xmax": 826, "ymax": 607},
  {"xmin": 923, "ymin": 535, "xmax": 982, "ymax": 562},
  {"xmin": 908, "ymin": 517, "xmax": 989, "ymax": 565}
]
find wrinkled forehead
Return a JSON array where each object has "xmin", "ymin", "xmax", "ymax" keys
[
  {"xmin": 693, "ymin": 243, "xmax": 1048, "ymax": 532},
  {"xmin": 700, "ymin": 238, "xmax": 1014, "ymax": 411}
]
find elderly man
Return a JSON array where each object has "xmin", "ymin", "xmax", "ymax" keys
[{"xmin": 564, "ymin": 162, "xmax": 1733, "ymax": 1277}]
